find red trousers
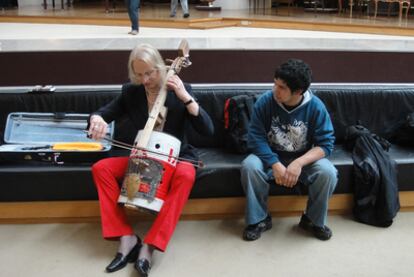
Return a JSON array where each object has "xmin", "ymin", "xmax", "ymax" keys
[{"xmin": 91, "ymin": 156, "xmax": 195, "ymax": 252}]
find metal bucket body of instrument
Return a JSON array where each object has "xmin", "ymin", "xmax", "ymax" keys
[{"xmin": 118, "ymin": 130, "xmax": 181, "ymax": 212}]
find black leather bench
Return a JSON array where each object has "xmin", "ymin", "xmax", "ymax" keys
[{"xmin": 1, "ymin": 84, "xmax": 414, "ymax": 203}]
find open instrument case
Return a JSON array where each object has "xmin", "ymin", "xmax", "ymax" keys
[{"xmin": 0, "ymin": 112, "xmax": 114, "ymax": 164}]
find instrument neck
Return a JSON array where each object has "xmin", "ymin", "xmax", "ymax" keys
[
  {"xmin": 146, "ymin": 89, "xmax": 160, "ymax": 112},
  {"xmin": 135, "ymin": 70, "xmax": 174, "ymax": 148}
]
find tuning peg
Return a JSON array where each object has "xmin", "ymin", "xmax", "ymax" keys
[
  {"xmin": 165, "ymin": 59, "xmax": 174, "ymax": 65},
  {"xmin": 182, "ymin": 57, "xmax": 192, "ymax": 68}
]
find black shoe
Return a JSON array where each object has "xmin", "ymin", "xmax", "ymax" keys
[
  {"xmin": 135, "ymin": 258, "xmax": 151, "ymax": 277},
  {"xmin": 298, "ymin": 214, "xmax": 332, "ymax": 241},
  {"xmin": 105, "ymin": 236, "xmax": 142, "ymax": 273},
  {"xmin": 183, "ymin": 13, "xmax": 190, "ymax": 18},
  {"xmin": 243, "ymin": 214, "xmax": 272, "ymax": 241}
]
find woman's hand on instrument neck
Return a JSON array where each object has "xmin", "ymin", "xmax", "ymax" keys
[
  {"xmin": 88, "ymin": 115, "xmax": 108, "ymax": 141},
  {"xmin": 167, "ymin": 75, "xmax": 199, "ymax": 116}
]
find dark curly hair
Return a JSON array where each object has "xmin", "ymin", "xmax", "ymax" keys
[{"xmin": 274, "ymin": 59, "xmax": 312, "ymax": 95}]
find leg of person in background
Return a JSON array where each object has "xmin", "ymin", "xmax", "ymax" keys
[
  {"xmin": 170, "ymin": 0, "xmax": 178, "ymax": 17},
  {"xmin": 126, "ymin": 0, "xmax": 140, "ymax": 35},
  {"xmin": 181, "ymin": 0, "xmax": 190, "ymax": 18}
]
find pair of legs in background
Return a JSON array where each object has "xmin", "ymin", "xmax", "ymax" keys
[
  {"xmin": 125, "ymin": 0, "xmax": 189, "ymax": 33},
  {"xmin": 170, "ymin": 0, "xmax": 189, "ymax": 17},
  {"xmin": 125, "ymin": 0, "xmax": 140, "ymax": 34},
  {"xmin": 241, "ymin": 154, "xmax": 338, "ymax": 241},
  {"xmin": 92, "ymin": 157, "xmax": 195, "ymax": 274}
]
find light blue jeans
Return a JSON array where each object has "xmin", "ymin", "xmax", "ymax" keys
[
  {"xmin": 241, "ymin": 154, "xmax": 338, "ymax": 227},
  {"xmin": 170, "ymin": 0, "xmax": 189, "ymax": 16},
  {"xmin": 125, "ymin": 0, "xmax": 140, "ymax": 31}
]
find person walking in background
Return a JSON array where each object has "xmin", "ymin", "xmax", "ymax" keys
[
  {"xmin": 241, "ymin": 59, "xmax": 338, "ymax": 242},
  {"xmin": 126, "ymin": 0, "xmax": 140, "ymax": 35},
  {"xmin": 170, "ymin": 0, "xmax": 190, "ymax": 18}
]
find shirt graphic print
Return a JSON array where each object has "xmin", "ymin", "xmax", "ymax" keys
[{"xmin": 267, "ymin": 116, "xmax": 308, "ymax": 152}]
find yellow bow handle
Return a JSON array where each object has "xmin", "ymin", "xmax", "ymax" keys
[{"xmin": 52, "ymin": 142, "xmax": 104, "ymax": 151}]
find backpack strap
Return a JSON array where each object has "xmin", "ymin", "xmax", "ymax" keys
[
  {"xmin": 244, "ymin": 96, "xmax": 255, "ymax": 119},
  {"xmin": 223, "ymin": 98, "xmax": 231, "ymax": 129}
]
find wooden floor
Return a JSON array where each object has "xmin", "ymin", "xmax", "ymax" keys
[{"xmin": 1, "ymin": 1, "xmax": 414, "ymax": 36}]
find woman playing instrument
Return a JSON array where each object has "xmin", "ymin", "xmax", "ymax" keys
[{"xmin": 88, "ymin": 43, "xmax": 214, "ymax": 276}]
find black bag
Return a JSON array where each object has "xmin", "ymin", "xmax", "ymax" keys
[
  {"xmin": 223, "ymin": 94, "xmax": 258, "ymax": 153},
  {"xmin": 391, "ymin": 112, "xmax": 414, "ymax": 146},
  {"xmin": 345, "ymin": 124, "xmax": 391, "ymax": 152},
  {"xmin": 345, "ymin": 125, "xmax": 400, "ymax": 227}
]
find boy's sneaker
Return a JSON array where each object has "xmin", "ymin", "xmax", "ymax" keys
[
  {"xmin": 243, "ymin": 214, "xmax": 272, "ymax": 241},
  {"xmin": 298, "ymin": 213, "xmax": 332, "ymax": 241}
]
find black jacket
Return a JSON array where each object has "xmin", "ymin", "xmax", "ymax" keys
[
  {"xmin": 346, "ymin": 125, "xmax": 400, "ymax": 227},
  {"xmin": 92, "ymin": 83, "xmax": 214, "ymax": 160}
]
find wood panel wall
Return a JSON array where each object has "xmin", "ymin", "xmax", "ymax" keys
[{"xmin": 1, "ymin": 50, "xmax": 414, "ymax": 86}]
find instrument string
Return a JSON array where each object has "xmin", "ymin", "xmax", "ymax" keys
[{"xmin": 100, "ymin": 136, "xmax": 204, "ymax": 168}]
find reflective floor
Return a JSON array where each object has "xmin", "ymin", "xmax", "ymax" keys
[
  {"xmin": 2, "ymin": 2, "xmax": 414, "ymax": 53},
  {"xmin": 1, "ymin": 1, "xmax": 414, "ymax": 35}
]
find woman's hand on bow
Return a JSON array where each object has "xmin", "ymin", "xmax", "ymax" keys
[{"xmin": 88, "ymin": 115, "xmax": 108, "ymax": 141}]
